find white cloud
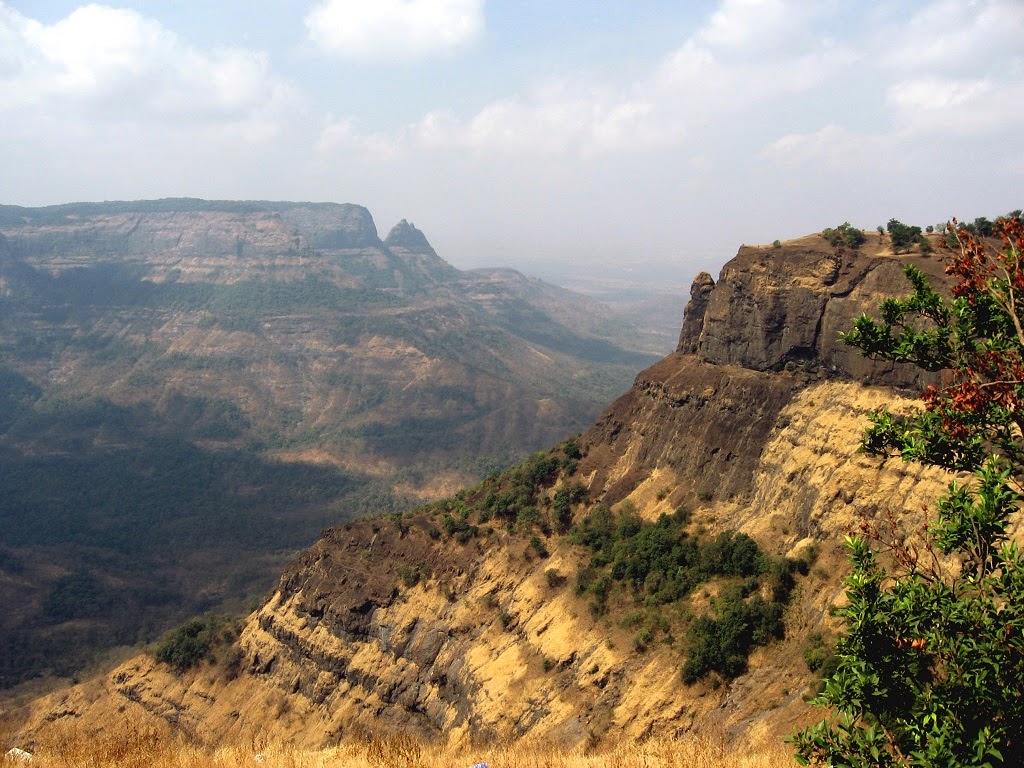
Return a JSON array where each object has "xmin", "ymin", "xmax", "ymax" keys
[
  {"xmin": 886, "ymin": 76, "xmax": 1024, "ymax": 138},
  {"xmin": 886, "ymin": 77, "xmax": 992, "ymax": 113},
  {"xmin": 314, "ymin": 0, "xmax": 855, "ymax": 162},
  {"xmin": 305, "ymin": 0, "xmax": 484, "ymax": 61},
  {"xmin": 318, "ymin": 88, "xmax": 671, "ymax": 160},
  {"xmin": 697, "ymin": 0, "xmax": 799, "ymax": 51},
  {"xmin": 316, "ymin": 117, "xmax": 402, "ymax": 159},
  {"xmin": 0, "ymin": 3, "xmax": 293, "ymax": 125},
  {"xmin": 881, "ymin": 0, "xmax": 1024, "ymax": 75},
  {"xmin": 762, "ymin": 124, "xmax": 893, "ymax": 168}
]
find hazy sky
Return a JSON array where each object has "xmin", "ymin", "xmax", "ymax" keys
[{"xmin": 1, "ymin": 1, "xmax": 1022, "ymax": 282}]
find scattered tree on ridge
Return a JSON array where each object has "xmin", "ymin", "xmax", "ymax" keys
[
  {"xmin": 821, "ymin": 222, "xmax": 867, "ymax": 248},
  {"xmin": 886, "ymin": 218, "xmax": 924, "ymax": 252}
]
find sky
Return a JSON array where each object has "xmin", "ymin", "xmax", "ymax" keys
[{"xmin": 1, "ymin": 0, "xmax": 1022, "ymax": 285}]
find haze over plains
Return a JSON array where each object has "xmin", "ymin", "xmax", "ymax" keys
[{"xmin": 1, "ymin": 0, "xmax": 1021, "ymax": 280}]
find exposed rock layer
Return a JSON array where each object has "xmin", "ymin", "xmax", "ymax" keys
[
  {"xmin": 0, "ymin": 199, "xmax": 664, "ymax": 689},
  {"xmin": 693, "ymin": 236, "xmax": 947, "ymax": 390}
]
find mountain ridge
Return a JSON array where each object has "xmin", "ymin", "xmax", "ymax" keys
[
  {"xmin": 5, "ymin": 228, "xmax": 986, "ymax": 751},
  {"xmin": 0, "ymin": 199, "xmax": 664, "ymax": 690}
]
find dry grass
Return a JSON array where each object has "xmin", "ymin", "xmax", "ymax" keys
[{"xmin": 2, "ymin": 720, "xmax": 797, "ymax": 768}]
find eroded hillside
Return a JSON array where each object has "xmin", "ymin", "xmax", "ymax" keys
[
  {"xmin": 0, "ymin": 199, "xmax": 660, "ymax": 688},
  {"xmin": 7, "ymin": 230, "xmax": 980, "ymax": 750}
]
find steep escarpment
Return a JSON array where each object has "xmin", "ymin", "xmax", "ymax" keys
[
  {"xmin": 688, "ymin": 234, "xmax": 947, "ymax": 390},
  {"xmin": 9, "ymin": 230, "xmax": 964, "ymax": 749}
]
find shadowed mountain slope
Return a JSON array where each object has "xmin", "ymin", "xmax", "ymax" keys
[{"xmin": 0, "ymin": 199, "xmax": 660, "ymax": 689}]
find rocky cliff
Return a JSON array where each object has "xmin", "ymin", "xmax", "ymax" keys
[
  {"xmin": 682, "ymin": 235, "xmax": 947, "ymax": 390},
  {"xmin": 8, "ymin": 230, "xmax": 973, "ymax": 750}
]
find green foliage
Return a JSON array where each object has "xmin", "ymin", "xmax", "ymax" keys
[
  {"xmin": 821, "ymin": 222, "xmax": 867, "ymax": 248},
  {"xmin": 802, "ymin": 631, "xmax": 838, "ymax": 677},
  {"xmin": 886, "ymin": 218, "xmax": 924, "ymax": 252},
  {"xmin": 553, "ymin": 481, "xmax": 587, "ymax": 532},
  {"xmin": 529, "ymin": 535, "xmax": 549, "ymax": 558},
  {"xmin": 561, "ymin": 438, "xmax": 583, "ymax": 460},
  {"xmin": 569, "ymin": 504, "xmax": 796, "ymax": 679},
  {"xmin": 840, "ymin": 264, "xmax": 953, "ymax": 375},
  {"xmin": 682, "ymin": 583, "xmax": 785, "ymax": 683},
  {"xmin": 397, "ymin": 565, "xmax": 422, "ymax": 588},
  {"xmin": 544, "ymin": 568, "xmax": 564, "ymax": 588},
  {"xmin": 154, "ymin": 615, "xmax": 239, "ymax": 673},
  {"xmin": 440, "ymin": 510, "xmax": 478, "ymax": 542},
  {"xmin": 794, "ymin": 217, "xmax": 1024, "ymax": 767},
  {"xmin": 965, "ymin": 217, "xmax": 995, "ymax": 237},
  {"xmin": 42, "ymin": 571, "xmax": 115, "ymax": 621}
]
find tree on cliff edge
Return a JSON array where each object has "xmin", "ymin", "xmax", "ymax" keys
[{"xmin": 793, "ymin": 217, "xmax": 1024, "ymax": 767}]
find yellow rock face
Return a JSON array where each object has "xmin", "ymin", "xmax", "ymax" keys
[{"xmin": 12, "ymin": 366, "xmax": 970, "ymax": 751}]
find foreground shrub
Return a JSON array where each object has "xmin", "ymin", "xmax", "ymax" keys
[{"xmin": 795, "ymin": 218, "xmax": 1024, "ymax": 767}]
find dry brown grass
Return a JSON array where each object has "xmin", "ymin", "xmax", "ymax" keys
[{"xmin": 2, "ymin": 721, "xmax": 797, "ymax": 768}]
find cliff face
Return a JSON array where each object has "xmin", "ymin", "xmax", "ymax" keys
[
  {"xmin": 688, "ymin": 235, "xmax": 947, "ymax": 390},
  {"xmin": 11, "ymin": 231, "xmax": 966, "ymax": 748}
]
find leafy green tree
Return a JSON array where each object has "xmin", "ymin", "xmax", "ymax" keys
[
  {"xmin": 971, "ymin": 217, "xmax": 995, "ymax": 237},
  {"xmin": 821, "ymin": 222, "xmax": 867, "ymax": 249},
  {"xmin": 886, "ymin": 219, "xmax": 923, "ymax": 252},
  {"xmin": 793, "ymin": 217, "xmax": 1024, "ymax": 767},
  {"xmin": 155, "ymin": 618, "xmax": 215, "ymax": 672}
]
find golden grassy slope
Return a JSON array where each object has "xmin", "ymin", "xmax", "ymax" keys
[{"xmin": 3, "ymin": 718, "xmax": 795, "ymax": 768}]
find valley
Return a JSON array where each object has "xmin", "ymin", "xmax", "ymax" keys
[
  {"xmin": 0, "ymin": 199, "xmax": 662, "ymax": 690},
  {"xmin": 4, "ymin": 226, "xmax": 990, "ymax": 756}
]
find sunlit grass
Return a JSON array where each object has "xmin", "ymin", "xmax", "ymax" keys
[{"xmin": 3, "ymin": 719, "xmax": 796, "ymax": 768}]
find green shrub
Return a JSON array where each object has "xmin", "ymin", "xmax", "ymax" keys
[
  {"xmin": 682, "ymin": 588, "xmax": 784, "ymax": 683},
  {"xmin": 544, "ymin": 568, "xmax": 564, "ymax": 588},
  {"xmin": 801, "ymin": 631, "xmax": 837, "ymax": 676},
  {"xmin": 155, "ymin": 618, "xmax": 218, "ymax": 672},
  {"xmin": 529, "ymin": 535, "xmax": 549, "ymax": 558},
  {"xmin": 886, "ymin": 218, "xmax": 923, "ymax": 251},
  {"xmin": 821, "ymin": 222, "xmax": 866, "ymax": 248}
]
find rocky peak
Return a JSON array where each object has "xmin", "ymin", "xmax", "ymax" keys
[
  {"xmin": 384, "ymin": 219, "xmax": 435, "ymax": 253},
  {"xmin": 676, "ymin": 271, "xmax": 715, "ymax": 353},
  {"xmin": 687, "ymin": 235, "xmax": 948, "ymax": 390}
]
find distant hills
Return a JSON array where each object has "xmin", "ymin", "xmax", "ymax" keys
[{"xmin": 0, "ymin": 199, "xmax": 666, "ymax": 688}]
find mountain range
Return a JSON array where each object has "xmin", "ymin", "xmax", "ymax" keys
[
  {"xmin": 0, "ymin": 199, "xmax": 665, "ymax": 689},
  {"xmin": 4, "ymin": 226, "xmax": 968, "ymax": 752}
]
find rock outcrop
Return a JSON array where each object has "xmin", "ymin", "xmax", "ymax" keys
[
  {"xmin": 676, "ymin": 271, "xmax": 714, "ymax": 353},
  {"xmin": 691, "ymin": 236, "xmax": 947, "ymax": 390}
]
